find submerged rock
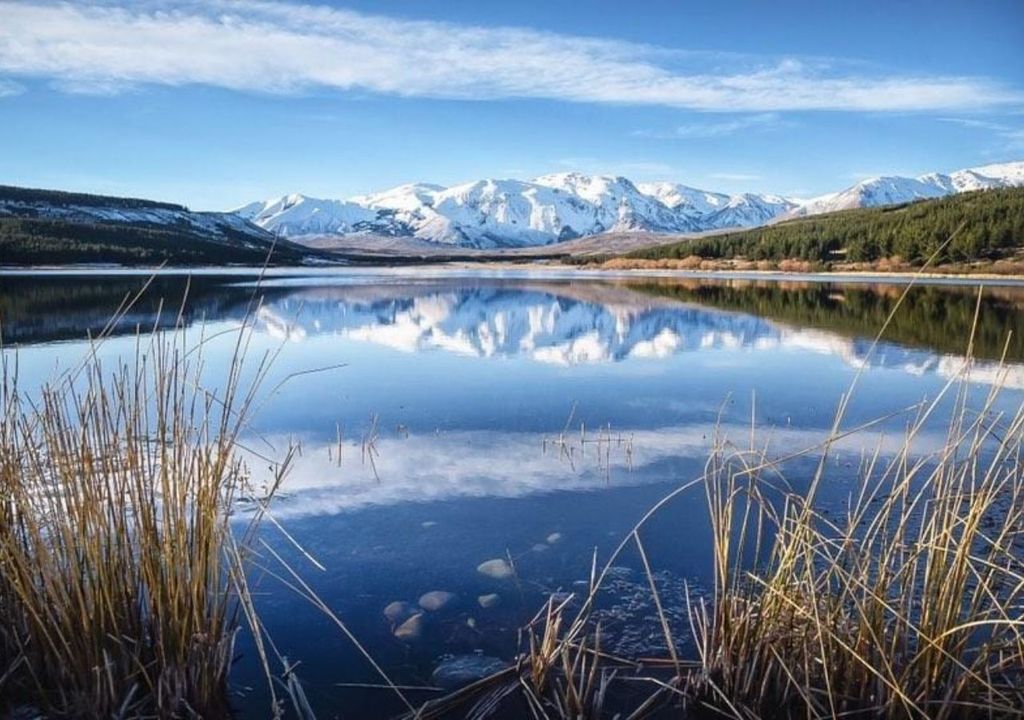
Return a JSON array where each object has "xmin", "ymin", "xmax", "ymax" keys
[
  {"xmin": 477, "ymin": 558, "xmax": 514, "ymax": 580},
  {"xmin": 383, "ymin": 600, "xmax": 418, "ymax": 625},
  {"xmin": 477, "ymin": 593, "xmax": 501, "ymax": 608},
  {"xmin": 393, "ymin": 613, "xmax": 425, "ymax": 641},
  {"xmin": 546, "ymin": 532, "xmax": 563, "ymax": 545},
  {"xmin": 431, "ymin": 654, "xmax": 509, "ymax": 690},
  {"xmin": 418, "ymin": 590, "xmax": 457, "ymax": 611},
  {"xmin": 531, "ymin": 543, "xmax": 549, "ymax": 553}
]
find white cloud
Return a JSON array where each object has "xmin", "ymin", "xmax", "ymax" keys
[
  {"xmin": 0, "ymin": 1, "xmax": 1019, "ymax": 112},
  {"xmin": 636, "ymin": 112, "xmax": 787, "ymax": 139},
  {"xmin": 940, "ymin": 117, "xmax": 1024, "ymax": 151}
]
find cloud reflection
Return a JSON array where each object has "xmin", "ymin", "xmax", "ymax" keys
[{"xmin": 248, "ymin": 422, "xmax": 950, "ymax": 519}]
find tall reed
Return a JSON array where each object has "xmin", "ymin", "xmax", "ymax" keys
[
  {"xmin": 0, "ymin": 320, "xmax": 285, "ymax": 717},
  {"xmin": 415, "ymin": 352, "xmax": 1024, "ymax": 719},
  {"xmin": 691, "ymin": 375, "xmax": 1024, "ymax": 718}
]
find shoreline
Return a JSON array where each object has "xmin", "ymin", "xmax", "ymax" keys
[
  {"xmin": 3, "ymin": 261, "xmax": 1024, "ymax": 288},
  {"xmin": 430, "ymin": 261, "xmax": 1024, "ymax": 288}
]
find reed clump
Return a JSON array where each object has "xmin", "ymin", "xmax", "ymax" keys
[
  {"xmin": 418, "ymin": 368, "xmax": 1024, "ymax": 719},
  {"xmin": 691, "ymin": 382, "xmax": 1024, "ymax": 719},
  {"xmin": 0, "ymin": 327, "xmax": 282, "ymax": 717}
]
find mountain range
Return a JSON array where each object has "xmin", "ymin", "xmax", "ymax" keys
[{"xmin": 236, "ymin": 161, "xmax": 1024, "ymax": 249}]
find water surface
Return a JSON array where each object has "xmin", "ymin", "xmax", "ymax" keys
[{"xmin": 3, "ymin": 269, "xmax": 1022, "ymax": 717}]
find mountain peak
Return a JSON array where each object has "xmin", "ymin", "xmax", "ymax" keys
[{"xmin": 235, "ymin": 160, "xmax": 1024, "ymax": 248}]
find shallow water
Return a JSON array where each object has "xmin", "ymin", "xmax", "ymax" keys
[{"xmin": 2, "ymin": 269, "xmax": 1022, "ymax": 717}]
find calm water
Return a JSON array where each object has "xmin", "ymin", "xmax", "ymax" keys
[{"xmin": 3, "ymin": 269, "xmax": 1023, "ymax": 718}]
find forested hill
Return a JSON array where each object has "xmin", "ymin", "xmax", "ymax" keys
[
  {"xmin": 627, "ymin": 187, "xmax": 1024, "ymax": 266},
  {"xmin": 0, "ymin": 185, "xmax": 323, "ymax": 266}
]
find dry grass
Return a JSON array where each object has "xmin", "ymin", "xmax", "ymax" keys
[
  {"xmin": 677, "ymin": 286, "xmax": 1024, "ymax": 719},
  {"xmin": 690, "ymin": 384, "xmax": 1024, "ymax": 719},
  {"xmin": 0, "ymin": 300, "xmax": 293, "ymax": 717},
  {"xmin": 415, "ymin": 290, "xmax": 1024, "ymax": 719}
]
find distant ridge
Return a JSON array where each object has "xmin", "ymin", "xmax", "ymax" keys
[
  {"xmin": 783, "ymin": 161, "xmax": 1024, "ymax": 218},
  {"xmin": 0, "ymin": 185, "xmax": 319, "ymax": 266},
  {"xmin": 235, "ymin": 161, "xmax": 1024, "ymax": 249}
]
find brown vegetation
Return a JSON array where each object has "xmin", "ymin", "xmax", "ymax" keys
[{"xmin": 0, "ymin": 316, "xmax": 293, "ymax": 717}]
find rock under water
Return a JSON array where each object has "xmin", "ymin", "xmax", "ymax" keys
[
  {"xmin": 431, "ymin": 654, "xmax": 509, "ymax": 690},
  {"xmin": 476, "ymin": 558, "xmax": 514, "ymax": 579},
  {"xmin": 383, "ymin": 600, "xmax": 418, "ymax": 625},
  {"xmin": 419, "ymin": 590, "xmax": 457, "ymax": 611},
  {"xmin": 393, "ymin": 613, "xmax": 425, "ymax": 642},
  {"xmin": 477, "ymin": 593, "xmax": 501, "ymax": 608}
]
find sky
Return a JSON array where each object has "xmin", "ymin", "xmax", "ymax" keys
[{"xmin": 0, "ymin": 0, "xmax": 1022, "ymax": 210}]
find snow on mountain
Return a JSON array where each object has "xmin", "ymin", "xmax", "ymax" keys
[
  {"xmin": 636, "ymin": 182, "xmax": 730, "ymax": 217},
  {"xmin": 413, "ymin": 177, "xmax": 605, "ymax": 247},
  {"xmin": 353, "ymin": 183, "xmax": 446, "ymax": 213},
  {"xmin": 235, "ymin": 193, "xmax": 388, "ymax": 236},
  {"xmin": 787, "ymin": 160, "xmax": 1024, "ymax": 219},
  {"xmin": 635, "ymin": 182, "xmax": 797, "ymax": 230},
  {"xmin": 237, "ymin": 175, "xmax": 708, "ymax": 249},
  {"xmin": 789, "ymin": 177, "xmax": 947, "ymax": 217},
  {"xmin": 234, "ymin": 160, "xmax": 1024, "ymax": 248},
  {"xmin": 704, "ymin": 193, "xmax": 799, "ymax": 229},
  {"xmin": 235, "ymin": 175, "xmax": 781, "ymax": 248},
  {"xmin": 533, "ymin": 173, "xmax": 693, "ymax": 234}
]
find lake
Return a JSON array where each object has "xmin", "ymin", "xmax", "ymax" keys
[{"xmin": 2, "ymin": 268, "xmax": 1023, "ymax": 718}]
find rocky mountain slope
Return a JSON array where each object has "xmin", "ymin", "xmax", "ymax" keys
[{"xmin": 236, "ymin": 161, "xmax": 1024, "ymax": 249}]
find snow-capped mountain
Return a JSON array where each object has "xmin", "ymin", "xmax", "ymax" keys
[
  {"xmin": 635, "ymin": 182, "xmax": 731, "ymax": 218},
  {"xmin": 786, "ymin": 161, "xmax": 1024, "ymax": 219},
  {"xmin": 634, "ymin": 183, "xmax": 799, "ymax": 230},
  {"xmin": 235, "ymin": 193, "xmax": 383, "ymax": 237},
  {"xmin": 705, "ymin": 193, "xmax": 799, "ymax": 230},
  {"xmin": 235, "ymin": 175, "xmax": 787, "ymax": 248},
  {"xmin": 234, "ymin": 160, "xmax": 1024, "ymax": 249},
  {"xmin": 319, "ymin": 174, "xmax": 704, "ymax": 247}
]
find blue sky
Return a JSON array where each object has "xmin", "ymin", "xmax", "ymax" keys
[{"xmin": 0, "ymin": 0, "xmax": 1022, "ymax": 209}]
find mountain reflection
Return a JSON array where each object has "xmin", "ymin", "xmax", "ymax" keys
[
  {"xmin": 252, "ymin": 281, "xmax": 1024, "ymax": 387},
  {"xmin": 258, "ymin": 286, "xmax": 780, "ymax": 363},
  {"xmin": 3, "ymin": 273, "xmax": 1022, "ymax": 387}
]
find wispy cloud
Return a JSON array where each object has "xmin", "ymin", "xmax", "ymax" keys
[
  {"xmin": 709, "ymin": 172, "xmax": 761, "ymax": 182},
  {"xmin": 940, "ymin": 117, "xmax": 1024, "ymax": 151},
  {"xmin": 0, "ymin": 1, "xmax": 1020, "ymax": 112},
  {"xmin": 635, "ymin": 113, "xmax": 787, "ymax": 139},
  {"xmin": 0, "ymin": 78, "xmax": 24, "ymax": 97}
]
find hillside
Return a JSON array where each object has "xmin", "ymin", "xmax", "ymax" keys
[
  {"xmin": 624, "ymin": 187, "xmax": 1024, "ymax": 268},
  {"xmin": 0, "ymin": 185, "xmax": 322, "ymax": 266}
]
